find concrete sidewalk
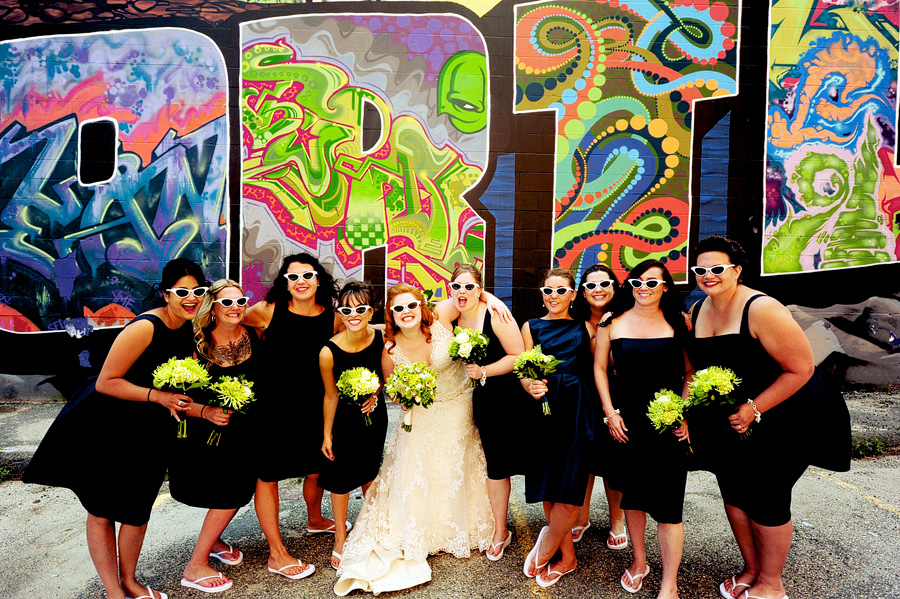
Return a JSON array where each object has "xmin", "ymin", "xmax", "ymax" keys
[{"xmin": 1, "ymin": 396, "xmax": 898, "ymax": 599}]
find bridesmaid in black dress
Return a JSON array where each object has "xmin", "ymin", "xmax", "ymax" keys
[
  {"xmin": 320, "ymin": 281, "xmax": 387, "ymax": 570},
  {"xmin": 169, "ymin": 279, "xmax": 261, "ymax": 592},
  {"xmin": 686, "ymin": 236, "xmax": 849, "ymax": 599},
  {"xmin": 594, "ymin": 260, "xmax": 692, "ymax": 598},
  {"xmin": 571, "ymin": 264, "xmax": 627, "ymax": 550},
  {"xmin": 244, "ymin": 252, "xmax": 341, "ymax": 580},
  {"xmin": 448, "ymin": 264, "xmax": 526, "ymax": 561},
  {"xmin": 521, "ymin": 268, "xmax": 595, "ymax": 588},
  {"xmin": 23, "ymin": 258, "xmax": 206, "ymax": 599}
]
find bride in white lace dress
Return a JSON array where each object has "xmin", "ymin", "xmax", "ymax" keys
[{"xmin": 334, "ymin": 283, "xmax": 493, "ymax": 596}]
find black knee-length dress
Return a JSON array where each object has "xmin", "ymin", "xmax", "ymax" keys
[
  {"xmin": 686, "ymin": 294, "xmax": 850, "ymax": 527},
  {"xmin": 524, "ymin": 318, "xmax": 595, "ymax": 506},
  {"xmin": 23, "ymin": 314, "xmax": 193, "ymax": 526},
  {"xmin": 608, "ymin": 337, "xmax": 687, "ymax": 524},
  {"xmin": 318, "ymin": 330, "xmax": 389, "ymax": 494},
  {"xmin": 257, "ymin": 302, "xmax": 334, "ymax": 482},
  {"xmin": 168, "ymin": 326, "xmax": 260, "ymax": 509},
  {"xmin": 455, "ymin": 312, "xmax": 528, "ymax": 480}
]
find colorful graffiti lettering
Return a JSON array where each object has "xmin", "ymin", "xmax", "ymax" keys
[
  {"xmin": 241, "ymin": 15, "xmax": 488, "ymax": 294},
  {"xmin": 514, "ymin": 0, "xmax": 739, "ymax": 281},
  {"xmin": 763, "ymin": 0, "xmax": 899, "ymax": 273},
  {"xmin": 0, "ymin": 30, "xmax": 229, "ymax": 332}
]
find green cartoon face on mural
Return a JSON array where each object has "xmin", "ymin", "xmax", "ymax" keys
[{"xmin": 437, "ymin": 51, "xmax": 488, "ymax": 134}]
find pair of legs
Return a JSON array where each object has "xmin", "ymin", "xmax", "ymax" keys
[
  {"xmin": 621, "ymin": 510, "xmax": 683, "ymax": 599},
  {"xmin": 486, "ymin": 477, "xmax": 512, "ymax": 558},
  {"xmin": 85, "ymin": 513, "xmax": 162, "ymax": 599},
  {"xmin": 574, "ymin": 475, "xmax": 625, "ymax": 544},
  {"xmin": 719, "ymin": 503, "xmax": 792, "ymax": 599},
  {"xmin": 330, "ymin": 480, "xmax": 374, "ymax": 569},
  {"xmin": 525, "ymin": 501, "xmax": 579, "ymax": 584},
  {"xmin": 254, "ymin": 475, "xmax": 332, "ymax": 576},
  {"xmin": 182, "ymin": 508, "xmax": 240, "ymax": 589}
]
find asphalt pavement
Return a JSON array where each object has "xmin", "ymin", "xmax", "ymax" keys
[{"xmin": 0, "ymin": 395, "xmax": 898, "ymax": 599}]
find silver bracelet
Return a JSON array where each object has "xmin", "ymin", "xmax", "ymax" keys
[
  {"xmin": 747, "ymin": 399, "xmax": 761, "ymax": 423},
  {"xmin": 480, "ymin": 367, "xmax": 487, "ymax": 387},
  {"xmin": 602, "ymin": 409, "xmax": 620, "ymax": 425}
]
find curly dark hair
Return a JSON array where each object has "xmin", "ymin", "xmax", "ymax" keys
[
  {"xmin": 264, "ymin": 253, "xmax": 339, "ymax": 308},
  {"xmin": 601, "ymin": 259, "xmax": 686, "ymax": 340}
]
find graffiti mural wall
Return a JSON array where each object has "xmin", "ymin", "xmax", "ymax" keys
[
  {"xmin": 241, "ymin": 14, "xmax": 488, "ymax": 299},
  {"xmin": 0, "ymin": 1, "xmax": 897, "ymax": 387},
  {"xmin": 514, "ymin": 0, "xmax": 740, "ymax": 282},
  {"xmin": 763, "ymin": 0, "xmax": 899, "ymax": 274},
  {"xmin": 0, "ymin": 29, "xmax": 229, "ymax": 333}
]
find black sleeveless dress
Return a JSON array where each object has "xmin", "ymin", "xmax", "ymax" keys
[
  {"xmin": 257, "ymin": 302, "xmax": 334, "ymax": 482},
  {"xmin": 453, "ymin": 312, "xmax": 528, "ymax": 480},
  {"xmin": 524, "ymin": 318, "xmax": 595, "ymax": 506},
  {"xmin": 318, "ymin": 330, "xmax": 389, "ymax": 494},
  {"xmin": 23, "ymin": 314, "xmax": 193, "ymax": 526},
  {"xmin": 168, "ymin": 326, "xmax": 260, "ymax": 509},
  {"xmin": 686, "ymin": 294, "xmax": 851, "ymax": 526},
  {"xmin": 608, "ymin": 337, "xmax": 687, "ymax": 524}
]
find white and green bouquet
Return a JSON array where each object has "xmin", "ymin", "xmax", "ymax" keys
[
  {"xmin": 448, "ymin": 326, "xmax": 490, "ymax": 387},
  {"xmin": 205, "ymin": 375, "xmax": 256, "ymax": 446},
  {"xmin": 513, "ymin": 345, "xmax": 563, "ymax": 416},
  {"xmin": 336, "ymin": 367, "xmax": 382, "ymax": 426},
  {"xmin": 384, "ymin": 362, "xmax": 437, "ymax": 432},
  {"xmin": 152, "ymin": 356, "xmax": 211, "ymax": 438}
]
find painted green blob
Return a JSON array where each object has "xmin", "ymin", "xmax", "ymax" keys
[{"xmin": 437, "ymin": 51, "xmax": 487, "ymax": 134}]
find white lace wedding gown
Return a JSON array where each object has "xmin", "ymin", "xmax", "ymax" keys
[{"xmin": 334, "ymin": 321, "xmax": 494, "ymax": 595}]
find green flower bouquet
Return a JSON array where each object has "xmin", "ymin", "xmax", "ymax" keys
[
  {"xmin": 205, "ymin": 375, "xmax": 256, "ymax": 446},
  {"xmin": 513, "ymin": 345, "xmax": 563, "ymax": 415},
  {"xmin": 336, "ymin": 367, "xmax": 382, "ymax": 426},
  {"xmin": 152, "ymin": 357, "xmax": 211, "ymax": 438},
  {"xmin": 384, "ymin": 362, "xmax": 437, "ymax": 432},
  {"xmin": 687, "ymin": 366, "xmax": 748, "ymax": 437}
]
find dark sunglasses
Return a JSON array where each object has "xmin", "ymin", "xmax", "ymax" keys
[
  {"xmin": 449, "ymin": 282, "xmax": 480, "ymax": 292},
  {"xmin": 390, "ymin": 301, "xmax": 422, "ymax": 313},
  {"xmin": 284, "ymin": 271, "xmax": 316, "ymax": 282},
  {"xmin": 690, "ymin": 264, "xmax": 735, "ymax": 277},
  {"xmin": 583, "ymin": 280, "xmax": 615, "ymax": 290},
  {"xmin": 540, "ymin": 286, "xmax": 574, "ymax": 296},
  {"xmin": 213, "ymin": 297, "xmax": 249, "ymax": 307},
  {"xmin": 167, "ymin": 286, "xmax": 209, "ymax": 298},
  {"xmin": 337, "ymin": 305, "xmax": 371, "ymax": 316}
]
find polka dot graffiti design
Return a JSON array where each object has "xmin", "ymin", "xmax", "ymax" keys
[{"xmin": 514, "ymin": 0, "xmax": 738, "ymax": 281}]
